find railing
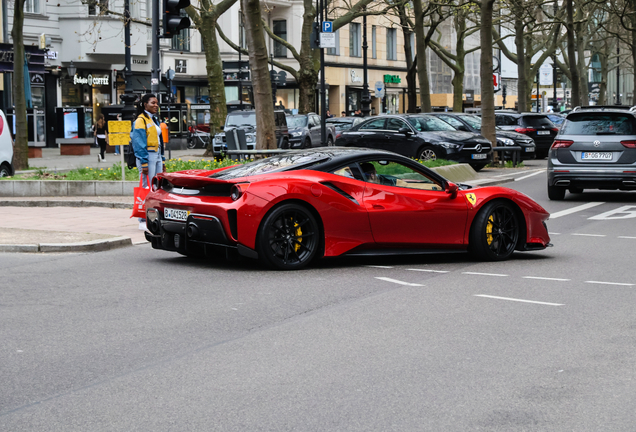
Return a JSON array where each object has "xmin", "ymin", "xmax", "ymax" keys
[{"xmin": 491, "ymin": 146, "xmax": 523, "ymax": 167}]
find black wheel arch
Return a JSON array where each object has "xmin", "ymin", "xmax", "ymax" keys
[{"xmin": 469, "ymin": 198, "xmax": 527, "ymax": 251}]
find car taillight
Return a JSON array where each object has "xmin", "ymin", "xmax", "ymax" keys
[
  {"xmin": 621, "ymin": 140, "xmax": 636, "ymax": 149},
  {"xmin": 230, "ymin": 183, "xmax": 250, "ymax": 201},
  {"xmin": 515, "ymin": 127, "xmax": 537, "ymax": 133},
  {"xmin": 551, "ymin": 128, "xmax": 559, "ymax": 132},
  {"xmin": 551, "ymin": 140, "xmax": 574, "ymax": 148}
]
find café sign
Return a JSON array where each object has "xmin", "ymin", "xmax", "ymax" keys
[{"xmin": 73, "ymin": 74, "xmax": 110, "ymax": 86}]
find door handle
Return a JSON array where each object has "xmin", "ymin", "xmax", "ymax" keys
[{"xmin": 373, "ymin": 204, "xmax": 385, "ymax": 210}]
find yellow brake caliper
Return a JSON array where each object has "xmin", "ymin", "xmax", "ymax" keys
[
  {"xmin": 486, "ymin": 215, "xmax": 494, "ymax": 245},
  {"xmin": 294, "ymin": 221, "xmax": 302, "ymax": 252}
]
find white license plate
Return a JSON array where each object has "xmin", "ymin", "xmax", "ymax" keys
[
  {"xmin": 582, "ymin": 152, "xmax": 612, "ymax": 160},
  {"xmin": 525, "ymin": 147, "xmax": 535, "ymax": 152},
  {"xmin": 164, "ymin": 208, "xmax": 190, "ymax": 221},
  {"xmin": 471, "ymin": 153, "xmax": 487, "ymax": 159},
  {"xmin": 537, "ymin": 130, "xmax": 550, "ymax": 135}
]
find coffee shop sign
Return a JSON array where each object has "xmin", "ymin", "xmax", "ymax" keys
[{"xmin": 73, "ymin": 74, "xmax": 109, "ymax": 86}]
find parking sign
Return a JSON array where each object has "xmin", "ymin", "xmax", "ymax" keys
[{"xmin": 322, "ymin": 21, "xmax": 333, "ymax": 32}]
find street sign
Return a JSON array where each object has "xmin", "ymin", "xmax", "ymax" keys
[
  {"xmin": 493, "ymin": 73, "xmax": 500, "ymax": 91},
  {"xmin": 320, "ymin": 33, "xmax": 336, "ymax": 48},
  {"xmin": 322, "ymin": 21, "xmax": 333, "ymax": 32},
  {"xmin": 109, "ymin": 134, "xmax": 130, "ymax": 146},
  {"xmin": 375, "ymin": 81, "xmax": 385, "ymax": 99},
  {"xmin": 108, "ymin": 120, "xmax": 131, "ymax": 134},
  {"xmin": 539, "ymin": 63, "xmax": 553, "ymax": 85}
]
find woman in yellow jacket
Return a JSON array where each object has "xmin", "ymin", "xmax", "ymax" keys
[{"xmin": 132, "ymin": 93, "xmax": 165, "ymax": 230}]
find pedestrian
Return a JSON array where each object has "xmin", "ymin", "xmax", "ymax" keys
[
  {"xmin": 354, "ymin": 109, "xmax": 363, "ymax": 117},
  {"xmin": 95, "ymin": 114, "xmax": 109, "ymax": 162},
  {"xmin": 326, "ymin": 110, "xmax": 334, "ymax": 118},
  {"xmin": 341, "ymin": 111, "xmax": 346, "ymax": 117},
  {"xmin": 132, "ymin": 93, "xmax": 165, "ymax": 230}
]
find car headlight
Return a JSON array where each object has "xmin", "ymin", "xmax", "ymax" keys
[
  {"xmin": 438, "ymin": 142, "xmax": 461, "ymax": 149},
  {"xmin": 214, "ymin": 135, "xmax": 223, "ymax": 143},
  {"xmin": 291, "ymin": 131, "xmax": 302, "ymax": 137},
  {"xmin": 246, "ymin": 134, "xmax": 255, "ymax": 143},
  {"xmin": 498, "ymin": 138, "xmax": 515, "ymax": 146}
]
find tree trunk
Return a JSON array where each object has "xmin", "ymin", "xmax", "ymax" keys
[
  {"xmin": 566, "ymin": 0, "xmax": 580, "ymax": 106},
  {"xmin": 200, "ymin": 19, "xmax": 227, "ymax": 156},
  {"xmin": 398, "ymin": 4, "xmax": 417, "ymax": 113},
  {"xmin": 406, "ymin": 61, "xmax": 418, "ymax": 113},
  {"xmin": 297, "ymin": 0, "xmax": 318, "ymax": 114},
  {"xmin": 575, "ymin": 22, "xmax": 589, "ymax": 106},
  {"xmin": 241, "ymin": 0, "xmax": 276, "ymax": 149},
  {"xmin": 413, "ymin": 0, "xmax": 431, "ymax": 112},
  {"xmin": 632, "ymin": 26, "xmax": 636, "ymax": 102},
  {"xmin": 599, "ymin": 48, "xmax": 608, "ymax": 105},
  {"xmin": 480, "ymin": 0, "xmax": 496, "ymax": 150},
  {"xmin": 451, "ymin": 71, "xmax": 464, "ymax": 113},
  {"xmin": 514, "ymin": 11, "xmax": 528, "ymax": 112},
  {"xmin": 12, "ymin": 0, "xmax": 28, "ymax": 170}
]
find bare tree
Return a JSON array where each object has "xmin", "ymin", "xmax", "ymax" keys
[
  {"xmin": 480, "ymin": 0, "xmax": 496, "ymax": 147},
  {"xmin": 11, "ymin": 0, "xmax": 28, "ymax": 170}
]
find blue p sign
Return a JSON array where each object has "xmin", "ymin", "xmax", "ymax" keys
[{"xmin": 322, "ymin": 21, "xmax": 333, "ymax": 32}]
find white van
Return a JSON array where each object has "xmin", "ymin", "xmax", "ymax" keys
[{"xmin": 0, "ymin": 109, "xmax": 14, "ymax": 177}]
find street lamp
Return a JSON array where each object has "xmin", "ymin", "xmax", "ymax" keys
[
  {"xmin": 360, "ymin": 12, "xmax": 371, "ymax": 117},
  {"xmin": 67, "ymin": 60, "xmax": 76, "ymax": 77}
]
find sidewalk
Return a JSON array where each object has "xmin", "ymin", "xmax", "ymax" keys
[{"xmin": 1, "ymin": 153, "xmax": 546, "ymax": 253}]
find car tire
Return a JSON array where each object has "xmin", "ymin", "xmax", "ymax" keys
[
  {"xmin": 568, "ymin": 187, "xmax": 583, "ymax": 194},
  {"xmin": 0, "ymin": 163, "xmax": 11, "ymax": 177},
  {"xmin": 418, "ymin": 146, "xmax": 438, "ymax": 161},
  {"xmin": 303, "ymin": 138, "xmax": 311, "ymax": 149},
  {"xmin": 327, "ymin": 136, "xmax": 334, "ymax": 146},
  {"xmin": 469, "ymin": 200, "xmax": 519, "ymax": 261},
  {"xmin": 470, "ymin": 163, "xmax": 487, "ymax": 172},
  {"xmin": 547, "ymin": 184, "xmax": 566, "ymax": 200},
  {"xmin": 257, "ymin": 203, "xmax": 320, "ymax": 270},
  {"xmin": 280, "ymin": 138, "xmax": 290, "ymax": 149}
]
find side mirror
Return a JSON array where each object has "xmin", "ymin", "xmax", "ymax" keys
[
  {"xmin": 457, "ymin": 125, "xmax": 469, "ymax": 132},
  {"xmin": 398, "ymin": 127, "xmax": 412, "ymax": 135},
  {"xmin": 445, "ymin": 182, "xmax": 458, "ymax": 199}
]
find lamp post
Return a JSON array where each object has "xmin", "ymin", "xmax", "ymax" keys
[
  {"xmin": 360, "ymin": 12, "xmax": 371, "ymax": 117},
  {"xmin": 120, "ymin": 0, "xmax": 137, "ymax": 121},
  {"xmin": 616, "ymin": 43, "xmax": 620, "ymax": 105},
  {"xmin": 67, "ymin": 60, "xmax": 76, "ymax": 78}
]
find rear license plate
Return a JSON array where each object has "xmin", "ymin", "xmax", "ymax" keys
[
  {"xmin": 537, "ymin": 130, "xmax": 550, "ymax": 135},
  {"xmin": 525, "ymin": 147, "xmax": 534, "ymax": 152},
  {"xmin": 582, "ymin": 152, "xmax": 612, "ymax": 160},
  {"xmin": 164, "ymin": 208, "xmax": 190, "ymax": 221},
  {"xmin": 471, "ymin": 154, "xmax": 487, "ymax": 160}
]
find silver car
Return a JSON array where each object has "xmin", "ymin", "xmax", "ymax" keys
[{"xmin": 547, "ymin": 106, "xmax": 636, "ymax": 200}]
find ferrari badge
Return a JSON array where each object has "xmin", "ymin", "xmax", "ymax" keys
[{"xmin": 465, "ymin": 193, "xmax": 477, "ymax": 206}]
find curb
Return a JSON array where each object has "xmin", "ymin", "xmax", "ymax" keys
[
  {"xmin": 0, "ymin": 200, "xmax": 132, "ymax": 209},
  {"xmin": 0, "ymin": 236, "xmax": 133, "ymax": 253},
  {"xmin": 467, "ymin": 178, "xmax": 516, "ymax": 187}
]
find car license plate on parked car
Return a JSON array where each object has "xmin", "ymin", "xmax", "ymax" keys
[
  {"xmin": 582, "ymin": 152, "xmax": 612, "ymax": 160},
  {"xmin": 471, "ymin": 154, "xmax": 487, "ymax": 159},
  {"xmin": 537, "ymin": 130, "xmax": 550, "ymax": 135},
  {"xmin": 525, "ymin": 147, "xmax": 534, "ymax": 152},
  {"xmin": 164, "ymin": 208, "xmax": 190, "ymax": 221}
]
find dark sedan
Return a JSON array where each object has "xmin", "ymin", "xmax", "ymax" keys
[
  {"xmin": 430, "ymin": 113, "xmax": 536, "ymax": 160},
  {"xmin": 337, "ymin": 114, "xmax": 493, "ymax": 170},
  {"xmin": 327, "ymin": 116, "xmax": 365, "ymax": 141},
  {"xmin": 495, "ymin": 112, "xmax": 558, "ymax": 158}
]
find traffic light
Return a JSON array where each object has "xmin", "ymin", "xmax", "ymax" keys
[{"xmin": 162, "ymin": 0, "xmax": 191, "ymax": 38}]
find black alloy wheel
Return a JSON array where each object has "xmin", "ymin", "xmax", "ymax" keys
[
  {"xmin": 470, "ymin": 201, "xmax": 519, "ymax": 261},
  {"xmin": 257, "ymin": 203, "xmax": 320, "ymax": 270},
  {"xmin": 418, "ymin": 146, "xmax": 438, "ymax": 161}
]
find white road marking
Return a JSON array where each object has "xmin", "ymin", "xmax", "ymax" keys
[
  {"xmin": 549, "ymin": 232, "xmax": 561, "ymax": 235},
  {"xmin": 407, "ymin": 268, "xmax": 450, "ymax": 273},
  {"xmin": 585, "ymin": 281, "xmax": 634, "ymax": 287},
  {"xmin": 589, "ymin": 205, "xmax": 636, "ymax": 220},
  {"xmin": 571, "ymin": 233, "xmax": 606, "ymax": 237},
  {"xmin": 475, "ymin": 294, "xmax": 564, "ymax": 306},
  {"xmin": 366, "ymin": 265, "xmax": 394, "ymax": 269},
  {"xmin": 462, "ymin": 272, "xmax": 508, "ymax": 277},
  {"xmin": 550, "ymin": 202, "xmax": 604, "ymax": 219},
  {"xmin": 375, "ymin": 277, "xmax": 424, "ymax": 287},
  {"xmin": 515, "ymin": 170, "xmax": 546, "ymax": 181},
  {"xmin": 523, "ymin": 276, "xmax": 571, "ymax": 281},
  {"xmin": 618, "ymin": 236, "xmax": 636, "ymax": 239}
]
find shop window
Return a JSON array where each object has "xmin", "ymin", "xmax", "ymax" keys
[
  {"xmin": 172, "ymin": 12, "xmax": 190, "ymax": 51},
  {"xmin": 386, "ymin": 28, "xmax": 397, "ymax": 61},
  {"xmin": 175, "ymin": 59, "xmax": 187, "ymax": 73},
  {"xmin": 25, "ymin": 0, "xmax": 41, "ymax": 14},
  {"xmin": 371, "ymin": 26, "xmax": 376, "ymax": 59},
  {"xmin": 327, "ymin": 29, "xmax": 340, "ymax": 56},
  {"xmin": 273, "ymin": 20, "xmax": 287, "ymax": 58},
  {"xmin": 349, "ymin": 23, "xmax": 361, "ymax": 57}
]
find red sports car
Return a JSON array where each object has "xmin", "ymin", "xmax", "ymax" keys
[{"xmin": 144, "ymin": 148, "xmax": 551, "ymax": 269}]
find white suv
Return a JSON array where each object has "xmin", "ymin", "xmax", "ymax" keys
[{"xmin": 0, "ymin": 109, "xmax": 13, "ymax": 177}]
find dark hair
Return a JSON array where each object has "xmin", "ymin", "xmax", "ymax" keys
[
  {"xmin": 96, "ymin": 113, "xmax": 105, "ymax": 127},
  {"xmin": 136, "ymin": 93, "xmax": 158, "ymax": 116}
]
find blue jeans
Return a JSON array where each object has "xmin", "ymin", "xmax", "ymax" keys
[{"xmin": 136, "ymin": 151, "xmax": 163, "ymax": 222}]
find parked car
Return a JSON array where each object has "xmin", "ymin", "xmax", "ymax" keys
[
  {"xmin": 430, "ymin": 112, "xmax": 536, "ymax": 160},
  {"xmin": 213, "ymin": 110, "xmax": 289, "ymax": 155},
  {"xmin": 494, "ymin": 112, "xmax": 558, "ymax": 158},
  {"xmin": 328, "ymin": 116, "xmax": 366, "ymax": 141},
  {"xmin": 0, "ymin": 109, "xmax": 14, "ymax": 177},
  {"xmin": 337, "ymin": 114, "xmax": 493, "ymax": 170},
  {"xmin": 547, "ymin": 113, "xmax": 566, "ymax": 128},
  {"xmin": 144, "ymin": 147, "xmax": 551, "ymax": 269},
  {"xmin": 286, "ymin": 113, "xmax": 336, "ymax": 148},
  {"xmin": 547, "ymin": 106, "xmax": 636, "ymax": 200}
]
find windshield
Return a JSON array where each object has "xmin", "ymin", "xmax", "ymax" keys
[
  {"xmin": 458, "ymin": 114, "xmax": 482, "ymax": 130},
  {"xmin": 407, "ymin": 115, "xmax": 457, "ymax": 132},
  {"xmin": 560, "ymin": 113, "xmax": 636, "ymax": 135},
  {"xmin": 226, "ymin": 113, "xmax": 256, "ymax": 127},
  {"xmin": 210, "ymin": 153, "xmax": 329, "ymax": 179},
  {"xmin": 286, "ymin": 116, "xmax": 308, "ymax": 128}
]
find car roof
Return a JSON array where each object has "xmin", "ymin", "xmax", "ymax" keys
[{"xmin": 570, "ymin": 106, "xmax": 636, "ymax": 114}]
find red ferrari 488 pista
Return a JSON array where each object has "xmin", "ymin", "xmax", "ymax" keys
[{"xmin": 144, "ymin": 148, "xmax": 551, "ymax": 269}]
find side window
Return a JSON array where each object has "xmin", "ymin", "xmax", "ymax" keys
[
  {"xmin": 438, "ymin": 115, "xmax": 464, "ymax": 129},
  {"xmin": 495, "ymin": 115, "xmax": 505, "ymax": 126},
  {"xmin": 312, "ymin": 115, "xmax": 321, "ymax": 125},
  {"xmin": 308, "ymin": 116, "xmax": 316, "ymax": 127},
  {"xmin": 359, "ymin": 160, "xmax": 443, "ymax": 190},
  {"xmin": 386, "ymin": 118, "xmax": 408, "ymax": 131},
  {"xmin": 331, "ymin": 164, "xmax": 364, "ymax": 180},
  {"xmin": 360, "ymin": 118, "xmax": 386, "ymax": 130}
]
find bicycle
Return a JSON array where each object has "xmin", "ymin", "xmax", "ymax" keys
[{"xmin": 187, "ymin": 130, "xmax": 211, "ymax": 149}]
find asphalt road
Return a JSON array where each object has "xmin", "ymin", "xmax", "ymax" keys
[{"xmin": 2, "ymin": 161, "xmax": 636, "ymax": 431}]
